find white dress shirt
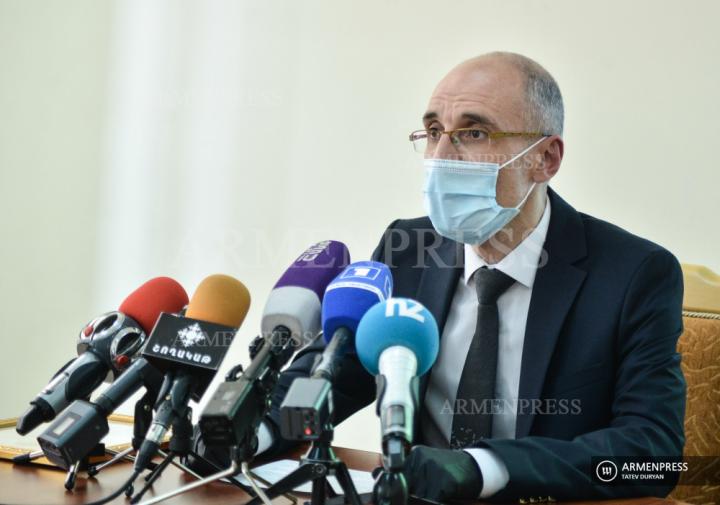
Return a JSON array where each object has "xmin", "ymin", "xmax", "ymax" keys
[{"xmin": 423, "ymin": 198, "xmax": 551, "ymax": 497}]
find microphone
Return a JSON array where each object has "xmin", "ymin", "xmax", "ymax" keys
[
  {"xmin": 133, "ymin": 274, "xmax": 251, "ymax": 472},
  {"xmin": 279, "ymin": 261, "xmax": 392, "ymax": 440},
  {"xmin": 16, "ymin": 277, "xmax": 189, "ymax": 435},
  {"xmin": 315, "ymin": 261, "xmax": 393, "ymax": 378},
  {"xmin": 355, "ymin": 297, "xmax": 439, "ymax": 467},
  {"xmin": 37, "ymin": 357, "xmax": 164, "ymax": 469},
  {"xmin": 199, "ymin": 240, "xmax": 350, "ymax": 450}
]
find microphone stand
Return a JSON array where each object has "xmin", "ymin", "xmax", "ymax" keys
[
  {"xmin": 12, "ymin": 440, "xmax": 134, "ymax": 492},
  {"xmin": 373, "ymin": 465, "xmax": 441, "ymax": 505},
  {"xmin": 88, "ymin": 393, "xmax": 242, "ymax": 500},
  {"xmin": 128, "ymin": 408, "xmax": 213, "ymax": 502},
  {"xmin": 371, "ymin": 379, "xmax": 438, "ymax": 505},
  {"xmin": 10, "ymin": 450, "xmax": 47, "ymax": 465},
  {"xmin": 135, "ymin": 332, "xmax": 300, "ymax": 505},
  {"xmin": 243, "ymin": 327, "xmax": 363, "ymax": 505},
  {"xmin": 136, "ymin": 429, "xmax": 270, "ymax": 505},
  {"xmin": 87, "ymin": 390, "xmax": 157, "ymax": 477},
  {"xmin": 85, "ymin": 446, "xmax": 136, "ymax": 476},
  {"xmin": 63, "ymin": 443, "xmax": 107, "ymax": 490},
  {"xmin": 60, "ymin": 391, "xmax": 158, "ymax": 491},
  {"xmin": 13, "ymin": 443, "xmax": 137, "ymax": 492},
  {"xmin": 373, "ymin": 436, "xmax": 410, "ymax": 505},
  {"xmin": 118, "ymin": 404, "xmax": 255, "ymax": 503},
  {"xmin": 245, "ymin": 416, "xmax": 361, "ymax": 505}
]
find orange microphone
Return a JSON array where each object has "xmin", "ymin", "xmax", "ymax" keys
[
  {"xmin": 185, "ymin": 274, "xmax": 251, "ymax": 328},
  {"xmin": 133, "ymin": 274, "xmax": 251, "ymax": 474}
]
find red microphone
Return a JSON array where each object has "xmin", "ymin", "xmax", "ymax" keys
[{"xmin": 16, "ymin": 277, "xmax": 189, "ymax": 435}]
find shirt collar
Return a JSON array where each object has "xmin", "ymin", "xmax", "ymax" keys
[{"xmin": 464, "ymin": 197, "xmax": 552, "ymax": 289}]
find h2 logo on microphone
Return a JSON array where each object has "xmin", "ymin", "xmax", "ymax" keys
[{"xmin": 385, "ymin": 299, "xmax": 425, "ymax": 323}]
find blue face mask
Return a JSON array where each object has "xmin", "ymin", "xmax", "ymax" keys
[{"xmin": 423, "ymin": 137, "xmax": 545, "ymax": 245}]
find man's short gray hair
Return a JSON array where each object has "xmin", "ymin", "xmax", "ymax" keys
[{"xmin": 487, "ymin": 52, "xmax": 565, "ymax": 137}]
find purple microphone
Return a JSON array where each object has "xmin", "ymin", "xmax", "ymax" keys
[
  {"xmin": 261, "ymin": 240, "xmax": 351, "ymax": 345},
  {"xmin": 198, "ymin": 240, "xmax": 350, "ymax": 448}
]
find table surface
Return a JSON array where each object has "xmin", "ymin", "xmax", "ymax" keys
[{"xmin": 0, "ymin": 446, "xmax": 688, "ymax": 505}]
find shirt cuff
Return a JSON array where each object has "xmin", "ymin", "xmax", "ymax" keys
[
  {"xmin": 255, "ymin": 420, "xmax": 274, "ymax": 455},
  {"xmin": 463, "ymin": 447, "xmax": 510, "ymax": 498}
]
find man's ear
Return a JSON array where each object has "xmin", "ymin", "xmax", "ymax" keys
[{"xmin": 534, "ymin": 135, "xmax": 563, "ymax": 182}]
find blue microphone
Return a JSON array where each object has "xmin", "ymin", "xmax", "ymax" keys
[
  {"xmin": 315, "ymin": 261, "xmax": 393, "ymax": 378},
  {"xmin": 278, "ymin": 261, "xmax": 392, "ymax": 441},
  {"xmin": 355, "ymin": 298, "xmax": 439, "ymax": 464}
]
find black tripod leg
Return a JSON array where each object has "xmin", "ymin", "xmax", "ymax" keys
[
  {"xmin": 144, "ymin": 451, "xmax": 175, "ymax": 485},
  {"xmin": 334, "ymin": 462, "xmax": 362, "ymax": 505},
  {"xmin": 185, "ymin": 450, "xmax": 256, "ymax": 496},
  {"xmin": 312, "ymin": 474, "xmax": 328, "ymax": 505},
  {"xmin": 64, "ymin": 460, "xmax": 81, "ymax": 490},
  {"xmin": 130, "ymin": 452, "xmax": 176, "ymax": 504},
  {"xmin": 326, "ymin": 477, "xmax": 338, "ymax": 498},
  {"xmin": 11, "ymin": 450, "xmax": 45, "ymax": 464},
  {"xmin": 246, "ymin": 463, "xmax": 320, "ymax": 505}
]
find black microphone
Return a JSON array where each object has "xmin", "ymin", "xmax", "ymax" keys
[
  {"xmin": 132, "ymin": 274, "xmax": 250, "ymax": 473},
  {"xmin": 16, "ymin": 277, "xmax": 189, "ymax": 435},
  {"xmin": 37, "ymin": 357, "xmax": 164, "ymax": 469}
]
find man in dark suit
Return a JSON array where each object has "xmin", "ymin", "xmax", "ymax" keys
[{"xmin": 197, "ymin": 52, "xmax": 686, "ymax": 502}]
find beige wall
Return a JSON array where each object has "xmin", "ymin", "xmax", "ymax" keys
[
  {"xmin": 0, "ymin": 0, "xmax": 718, "ymax": 454},
  {"xmin": 0, "ymin": 1, "xmax": 111, "ymax": 416}
]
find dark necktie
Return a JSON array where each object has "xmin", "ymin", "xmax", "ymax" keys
[{"xmin": 450, "ymin": 266, "xmax": 515, "ymax": 448}]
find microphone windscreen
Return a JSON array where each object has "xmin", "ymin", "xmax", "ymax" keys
[
  {"xmin": 118, "ymin": 277, "xmax": 189, "ymax": 334},
  {"xmin": 262, "ymin": 240, "xmax": 350, "ymax": 343},
  {"xmin": 185, "ymin": 274, "xmax": 251, "ymax": 328},
  {"xmin": 273, "ymin": 240, "xmax": 351, "ymax": 297},
  {"xmin": 355, "ymin": 297, "xmax": 439, "ymax": 376},
  {"xmin": 321, "ymin": 261, "xmax": 393, "ymax": 343}
]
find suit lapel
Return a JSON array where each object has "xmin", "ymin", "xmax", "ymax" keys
[
  {"xmin": 414, "ymin": 235, "xmax": 463, "ymax": 401},
  {"xmin": 515, "ymin": 189, "xmax": 588, "ymax": 438},
  {"xmin": 415, "ymin": 237, "xmax": 464, "ymax": 331}
]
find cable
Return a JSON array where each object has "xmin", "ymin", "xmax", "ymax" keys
[{"xmin": 83, "ymin": 469, "xmax": 140, "ymax": 505}]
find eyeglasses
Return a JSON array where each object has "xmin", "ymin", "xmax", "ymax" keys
[{"xmin": 409, "ymin": 128, "xmax": 550, "ymax": 153}]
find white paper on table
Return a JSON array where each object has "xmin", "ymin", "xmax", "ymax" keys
[{"xmin": 232, "ymin": 458, "xmax": 376, "ymax": 494}]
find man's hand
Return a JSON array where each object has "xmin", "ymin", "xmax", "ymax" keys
[{"xmin": 403, "ymin": 445, "xmax": 483, "ymax": 502}]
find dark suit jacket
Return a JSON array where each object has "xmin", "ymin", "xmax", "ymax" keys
[{"xmin": 263, "ymin": 188, "xmax": 686, "ymax": 501}]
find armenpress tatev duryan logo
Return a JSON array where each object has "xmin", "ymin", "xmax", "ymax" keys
[
  {"xmin": 151, "ymin": 323, "xmax": 213, "ymax": 365},
  {"xmin": 595, "ymin": 460, "xmax": 618, "ymax": 482},
  {"xmin": 593, "ymin": 457, "xmax": 689, "ymax": 485}
]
